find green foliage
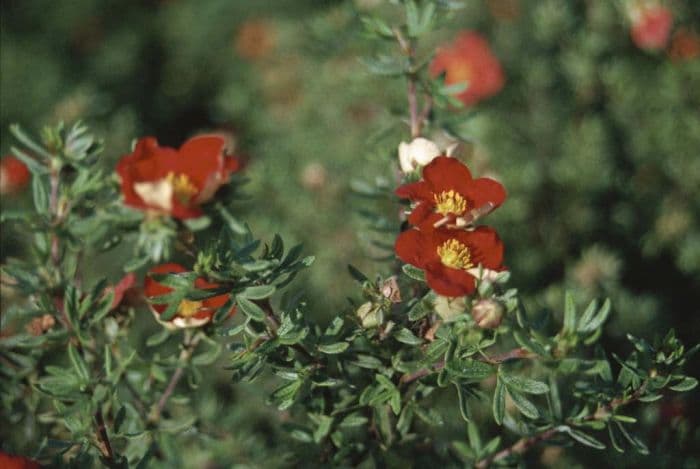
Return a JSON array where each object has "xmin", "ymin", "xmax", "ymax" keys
[{"xmin": 1, "ymin": 0, "xmax": 698, "ymax": 468}]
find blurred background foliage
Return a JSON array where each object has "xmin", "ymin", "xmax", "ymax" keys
[{"xmin": 1, "ymin": 0, "xmax": 698, "ymax": 466}]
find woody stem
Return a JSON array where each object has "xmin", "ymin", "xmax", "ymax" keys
[{"xmin": 150, "ymin": 330, "xmax": 200, "ymax": 423}]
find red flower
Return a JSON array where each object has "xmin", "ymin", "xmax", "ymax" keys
[
  {"xmin": 668, "ymin": 28, "xmax": 700, "ymax": 62},
  {"xmin": 0, "ymin": 451, "xmax": 41, "ymax": 469},
  {"xmin": 630, "ymin": 5, "xmax": 673, "ymax": 51},
  {"xmin": 116, "ymin": 135, "xmax": 239, "ymax": 219},
  {"xmin": 0, "ymin": 156, "xmax": 31, "ymax": 195},
  {"xmin": 107, "ymin": 273, "xmax": 137, "ymax": 309},
  {"xmin": 396, "ymin": 156, "xmax": 506, "ymax": 231},
  {"xmin": 396, "ymin": 226, "xmax": 504, "ymax": 297},
  {"xmin": 144, "ymin": 263, "xmax": 235, "ymax": 329},
  {"xmin": 430, "ymin": 31, "xmax": 505, "ymax": 106}
]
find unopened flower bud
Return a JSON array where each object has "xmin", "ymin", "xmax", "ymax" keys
[
  {"xmin": 398, "ymin": 138, "xmax": 441, "ymax": 173},
  {"xmin": 380, "ymin": 276, "xmax": 401, "ymax": 303},
  {"xmin": 356, "ymin": 301, "xmax": 383, "ymax": 328},
  {"xmin": 434, "ymin": 295, "xmax": 467, "ymax": 323},
  {"xmin": 471, "ymin": 299, "xmax": 504, "ymax": 329}
]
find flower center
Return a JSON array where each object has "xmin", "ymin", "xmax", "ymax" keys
[
  {"xmin": 177, "ymin": 299, "xmax": 203, "ymax": 318},
  {"xmin": 437, "ymin": 239, "xmax": 473, "ymax": 270},
  {"xmin": 166, "ymin": 172, "xmax": 198, "ymax": 202},
  {"xmin": 434, "ymin": 190, "xmax": 467, "ymax": 215}
]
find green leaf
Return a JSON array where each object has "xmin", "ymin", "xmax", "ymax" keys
[
  {"xmin": 313, "ymin": 415, "xmax": 334, "ymax": 443},
  {"xmin": 577, "ymin": 299, "xmax": 598, "ymax": 332},
  {"xmin": 608, "ymin": 423, "xmax": 625, "ymax": 453},
  {"xmin": 455, "ymin": 384, "xmax": 471, "ymax": 423},
  {"xmin": 406, "ymin": 1, "xmax": 420, "ymax": 37},
  {"xmin": 68, "ymin": 344, "xmax": 90, "ymax": 384},
  {"xmin": 493, "ymin": 376, "xmax": 505, "ymax": 425},
  {"xmin": 413, "ymin": 406, "xmax": 444, "ymax": 426},
  {"xmin": 614, "ymin": 421, "xmax": 649, "ymax": 454},
  {"xmin": 669, "ymin": 376, "xmax": 698, "ymax": 392},
  {"xmin": 579, "ymin": 299, "xmax": 611, "ymax": 333},
  {"xmin": 562, "ymin": 426, "xmax": 606, "ymax": 450},
  {"xmin": 236, "ymin": 297, "xmax": 266, "ymax": 322},
  {"xmin": 507, "ymin": 389, "xmax": 539, "ymax": 419},
  {"xmin": 318, "ymin": 342, "xmax": 349, "ymax": 354},
  {"xmin": 146, "ymin": 329, "xmax": 171, "ymax": 347},
  {"xmin": 240, "ymin": 285, "xmax": 276, "ymax": 300},
  {"xmin": 499, "ymin": 371, "xmax": 549, "ymax": 395},
  {"xmin": 563, "ymin": 292, "xmax": 576, "ymax": 333},
  {"xmin": 402, "ymin": 264, "xmax": 425, "ymax": 282},
  {"xmin": 446, "ymin": 359, "xmax": 494, "ymax": 381},
  {"xmin": 394, "ymin": 328, "xmax": 422, "ymax": 345},
  {"xmin": 32, "ymin": 175, "xmax": 49, "ymax": 215},
  {"xmin": 347, "ymin": 264, "xmax": 368, "ymax": 283},
  {"xmin": 340, "ymin": 413, "xmax": 368, "ymax": 428},
  {"xmin": 192, "ymin": 342, "xmax": 222, "ymax": 366},
  {"xmin": 467, "ymin": 420, "xmax": 481, "ymax": 452}
]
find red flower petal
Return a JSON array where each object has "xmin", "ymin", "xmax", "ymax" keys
[
  {"xmin": 457, "ymin": 226, "xmax": 504, "ymax": 270},
  {"xmin": 407, "ymin": 202, "xmax": 436, "ymax": 227},
  {"xmin": 0, "ymin": 451, "xmax": 41, "ymax": 469},
  {"xmin": 395, "ymin": 229, "xmax": 427, "ymax": 268},
  {"xmin": 422, "ymin": 156, "xmax": 473, "ymax": 194},
  {"xmin": 395, "ymin": 180, "xmax": 432, "ymax": 201},
  {"xmin": 174, "ymin": 135, "xmax": 226, "ymax": 188},
  {"xmin": 425, "ymin": 261, "xmax": 477, "ymax": 296},
  {"xmin": 462, "ymin": 177, "xmax": 507, "ymax": 211}
]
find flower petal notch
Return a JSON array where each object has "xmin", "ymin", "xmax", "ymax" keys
[{"xmin": 116, "ymin": 135, "xmax": 240, "ymax": 219}]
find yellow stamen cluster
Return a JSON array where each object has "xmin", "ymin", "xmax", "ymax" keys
[
  {"xmin": 166, "ymin": 172, "xmax": 198, "ymax": 202},
  {"xmin": 177, "ymin": 299, "xmax": 204, "ymax": 318},
  {"xmin": 434, "ymin": 190, "xmax": 467, "ymax": 215},
  {"xmin": 437, "ymin": 239, "xmax": 473, "ymax": 270}
]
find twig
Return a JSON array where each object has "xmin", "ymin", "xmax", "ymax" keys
[
  {"xmin": 257, "ymin": 299, "xmax": 316, "ymax": 362},
  {"xmin": 475, "ymin": 427, "xmax": 559, "ymax": 469},
  {"xmin": 399, "ymin": 347, "xmax": 534, "ymax": 386},
  {"xmin": 149, "ymin": 330, "xmax": 200, "ymax": 423},
  {"xmin": 94, "ymin": 408, "xmax": 116, "ymax": 466},
  {"xmin": 393, "ymin": 27, "xmax": 429, "ymax": 139},
  {"xmin": 474, "ymin": 380, "xmax": 651, "ymax": 468}
]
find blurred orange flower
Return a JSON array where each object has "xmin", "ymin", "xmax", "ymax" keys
[
  {"xmin": 116, "ymin": 136, "xmax": 239, "ymax": 219},
  {"xmin": 235, "ymin": 19, "xmax": 276, "ymax": 60},
  {"xmin": 0, "ymin": 156, "xmax": 31, "ymax": 195},
  {"xmin": 430, "ymin": 31, "xmax": 505, "ymax": 107},
  {"xmin": 0, "ymin": 451, "xmax": 40, "ymax": 469},
  {"xmin": 668, "ymin": 28, "xmax": 700, "ymax": 61},
  {"xmin": 629, "ymin": 4, "xmax": 673, "ymax": 51}
]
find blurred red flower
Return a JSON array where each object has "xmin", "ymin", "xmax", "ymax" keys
[
  {"xmin": 0, "ymin": 156, "xmax": 31, "ymax": 195},
  {"xmin": 144, "ymin": 263, "xmax": 235, "ymax": 329},
  {"xmin": 396, "ymin": 156, "xmax": 506, "ymax": 231},
  {"xmin": 0, "ymin": 451, "xmax": 40, "ymax": 469},
  {"xmin": 395, "ymin": 226, "xmax": 504, "ymax": 297},
  {"xmin": 430, "ymin": 31, "xmax": 505, "ymax": 106},
  {"xmin": 630, "ymin": 5, "xmax": 673, "ymax": 51},
  {"xmin": 116, "ymin": 136, "xmax": 239, "ymax": 219},
  {"xmin": 668, "ymin": 28, "xmax": 700, "ymax": 61}
]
